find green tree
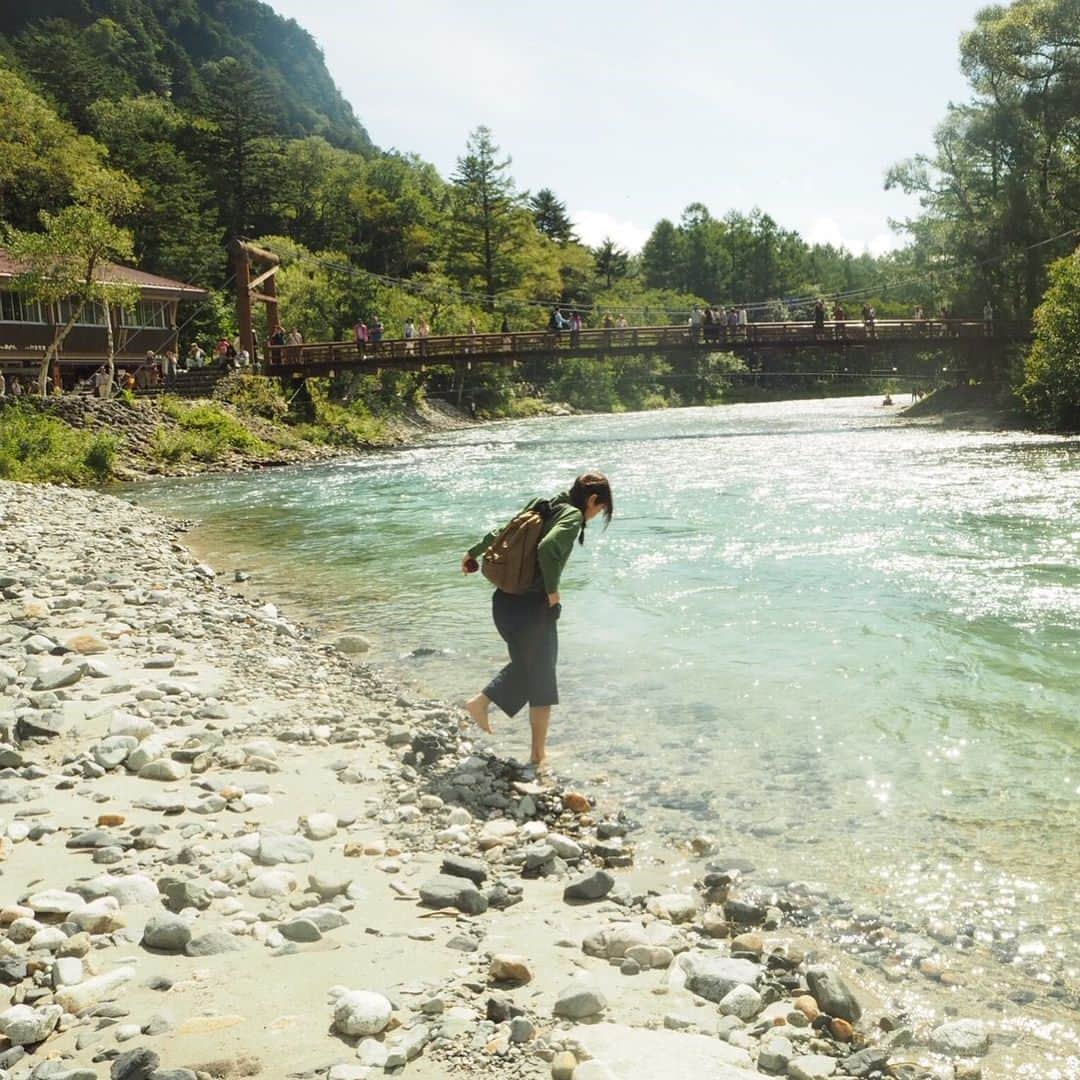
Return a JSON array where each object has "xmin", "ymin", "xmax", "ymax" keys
[
  {"xmin": 272, "ymin": 136, "xmax": 360, "ymax": 253},
  {"xmin": 0, "ymin": 65, "xmax": 111, "ymax": 230},
  {"xmin": 88, "ymin": 94, "xmax": 218, "ymax": 280},
  {"xmin": 5, "ymin": 172, "xmax": 141, "ymax": 395},
  {"xmin": 447, "ymin": 126, "xmax": 527, "ymax": 308},
  {"xmin": 350, "ymin": 153, "xmax": 446, "ymax": 278},
  {"xmin": 1020, "ymin": 247, "xmax": 1080, "ymax": 428},
  {"xmin": 641, "ymin": 219, "xmax": 683, "ymax": 291},
  {"xmin": 888, "ymin": 0, "xmax": 1080, "ymax": 319},
  {"xmin": 593, "ymin": 237, "xmax": 630, "ymax": 289},
  {"xmin": 197, "ymin": 57, "xmax": 281, "ymax": 243},
  {"xmin": 529, "ymin": 188, "xmax": 576, "ymax": 244}
]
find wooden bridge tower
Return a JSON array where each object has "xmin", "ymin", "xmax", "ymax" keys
[{"xmin": 230, "ymin": 239, "xmax": 281, "ymax": 362}]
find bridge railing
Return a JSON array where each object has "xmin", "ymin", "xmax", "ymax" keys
[{"xmin": 264, "ymin": 319, "xmax": 1031, "ymax": 371}]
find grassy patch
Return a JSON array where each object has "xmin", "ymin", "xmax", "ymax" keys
[
  {"xmin": 151, "ymin": 398, "xmax": 269, "ymax": 464},
  {"xmin": 0, "ymin": 405, "xmax": 118, "ymax": 484},
  {"xmin": 301, "ymin": 383, "xmax": 387, "ymax": 446},
  {"xmin": 213, "ymin": 373, "xmax": 289, "ymax": 421}
]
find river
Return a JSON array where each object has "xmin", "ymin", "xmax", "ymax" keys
[{"xmin": 131, "ymin": 396, "xmax": 1080, "ymax": 1075}]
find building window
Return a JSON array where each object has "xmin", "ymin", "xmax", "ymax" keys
[
  {"xmin": 0, "ymin": 291, "xmax": 46, "ymax": 323},
  {"xmin": 55, "ymin": 299, "xmax": 107, "ymax": 326},
  {"xmin": 121, "ymin": 300, "xmax": 170, "ymax": 329}
]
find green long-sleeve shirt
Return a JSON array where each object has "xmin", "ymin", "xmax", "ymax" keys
[{"xmin": 468, "ymin": 492, "xmax": 583, "ymax": 595}]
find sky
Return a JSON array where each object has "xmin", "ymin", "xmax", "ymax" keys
[{"xmin": 267, "ymin": 0, "xmax": 985, "ymax": 255}]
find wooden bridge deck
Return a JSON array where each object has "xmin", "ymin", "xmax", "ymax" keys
[{"xmin": 264, "ymin": 319, "xmax": 1031, "ymax": 376}]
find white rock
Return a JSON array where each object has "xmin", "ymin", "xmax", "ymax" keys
[
  {"xmin": 548, "ymin": 833, "xmax": 583, "ymax": 860},
  {"xmin": 138, "ymin": 758, "xmax": 188, "ymax": 782},
  {"xmin": 930, "ymin": 1019, "xmax": 990, "ymax": 1056},
  {"xmin": 301, "ymin": 812, "xmax": 338, "ymax": 841},
  {"xmin": 27, "ymin": 890, "xmax": 84, "ymax": 916},
  {"xmin": 28, "ymin": 927, "xmax": 67, "ymax": 951},
  {"xmin": 256, "ymin": 831, "xmax": 315, "ymax": 866},
  {"xmin": 0, "ymin": 1003, "xmax": 62, "ymax": 1045},
  {"xmin": 249, "ymin": 870, "xmax": 298, "ymax": 899},
  {"xmin": 356, "ymin": 1037, "xmax": 390, "ymax": 1067},
  {"xmin": 54, "ymin": 966, "xmax": 135, "ymax": 1015},
  {"xmin": 101, "ymin": 874, "xmax": 160, "ymax": 907},
  {"xmin": 109, "ymin": 712, "xmax": 155, "ymax": 741},
  {"xmin": 647, "ymin": 892, "xmax": 699, "ymax": 924},
  {"xmin": 565, "ymin": 1023, "xmax": 755, "ymax": 1078},
  {"xmin": 333, "ymin": 990, "xmax": 393, "ymax": 1037},
  {"xmin": 52, "ymin": 956, "xmax": 84, "ymax": 987},
  {"xmin": 446, "ymin": 806, "xmax": 472, "ymax": 826},
  {"xmin": 718, "ymin": 983, "xmax": 763, "ymax": 1021},
  {"xmin": 70, "ymin": 896, "xmax": 124, "ymax": 934}
]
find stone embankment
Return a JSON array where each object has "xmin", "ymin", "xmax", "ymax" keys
[{"xmin": 0, "ymin": 480, "xmax": 996, "ymax": 1080}]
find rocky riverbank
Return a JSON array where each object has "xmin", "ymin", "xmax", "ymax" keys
[{"xmin": 0, "ymin": 480, "xmax": 1033, "ymax": 1080}]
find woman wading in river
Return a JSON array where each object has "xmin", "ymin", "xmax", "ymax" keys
[{"xmin": 461, "ymin": 471, "xmax": 613, "ymax": 766}]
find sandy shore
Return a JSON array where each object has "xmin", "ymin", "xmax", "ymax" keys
[{"xmin": 0, "ymin": 480, "xmax": 1019, "ymax": 1080}]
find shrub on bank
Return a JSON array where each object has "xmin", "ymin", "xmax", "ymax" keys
[
  {"xmin": 300, "ymin": 381, "xmax": 387, "ymax": 446},
  {"xmin": 1020, "ymin": 250, "xmax": 1080, "ymax": 430},
  {"xmin": 151, "ymin": 397, "xmax": 270, "ymax": 463},
  {"xmin": 213, "ymin": 373, "xmax": 290, "ymax": 421},
  {"xmin": 0, "ymin": 405, "xmax": 118, "ymax": 483}
]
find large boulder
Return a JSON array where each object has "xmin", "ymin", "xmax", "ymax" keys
[
  {"xmin": 0, "ymin": 1002, "xmax": 62, "ymax": 1045},
  {"xmin": 678, "ymin": 952, "xmax": 761, "ymax": 1004},
  {"xmin": 418, "ymin": 874, "xmax": 488, "ymax": 915},
  {"xmin": 564, "ymin": 1023, "xmax": 756, "ymax": 1079},
  {"xmin": 141, "ymin": 913, "xmax": 191, "ymax": 954},
  {"xmin": 333, "ymin": 990, "xmax": 393, "ymax": 1037}
]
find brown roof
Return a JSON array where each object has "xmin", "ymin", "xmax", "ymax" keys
[{"xmin": 0, "ymin": 250, "xmax": 207, "ymax": 297}]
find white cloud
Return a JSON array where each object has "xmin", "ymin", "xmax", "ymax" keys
[
  {"xmin": 572, "ymin": 211, "xmax": 651, "ymax": 254},
  {"xmin": 805, "ymin": 216, "xmax": 904, "ymax": 257}
]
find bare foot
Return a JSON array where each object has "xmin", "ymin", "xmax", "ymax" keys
[{"xmin": 465, "ymin": 695, "xmax": 493, "ymax": 734}]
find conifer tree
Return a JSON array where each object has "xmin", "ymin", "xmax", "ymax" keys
[
  {"xmin": 529, "ymin": 188, "xmax": 577, "ymax": 244},
  {"xmin": 447, "ymin": 127, "xmax": 526, "ymax": 308}
]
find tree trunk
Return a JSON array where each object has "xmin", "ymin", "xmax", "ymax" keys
[
  {"xmin": 38, "ymin": 302, "xmax": 85, "ymax": 397},
  {"xmin": 104, "ymin": 302, "xmax": 116, "ymax": 398}
]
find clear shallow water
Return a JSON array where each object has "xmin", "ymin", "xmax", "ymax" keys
[{"xmin": 133, "ymin": 397, "xmax": 1080, "ymax": 1070}]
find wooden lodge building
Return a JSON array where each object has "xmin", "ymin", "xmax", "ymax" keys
[{"xmin": 0, "ymin": 251, "xmax": 206, "ymax": 387}]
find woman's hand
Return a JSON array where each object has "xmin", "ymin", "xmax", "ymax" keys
[
  {"xmin": 462, "ymin": 554, "xmax": 479, "ymax": 574},
  {"xmin": 547, "ymin": 591, "xmax": 560, "ymax": 607}
]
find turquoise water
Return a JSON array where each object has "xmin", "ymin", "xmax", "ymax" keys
[{"xmin": 134, "ymin": 397, "xmax": 1080, "ymax": 1067}]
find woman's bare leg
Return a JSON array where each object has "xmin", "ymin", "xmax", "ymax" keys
[
  {"xmin": 465, "ymin": 693, "xmax": 493, "ymax": 733},
  {"xmin": 529, "ymin": 706, "xmax": 551, "ymax": 765}
]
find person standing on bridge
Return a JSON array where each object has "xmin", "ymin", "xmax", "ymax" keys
[
  {"xmin": 461, "ymin": 471, "xmax": 614, "ymax": 768},
  {"xmin": 813, "ymin": 299, "xmax": 826, "ymax": 340},
  {"xmin": 353, "ymin": 319, "xmax": 368, "ymax": 355},
  {"xmin": 983, "ymin": 300, "xmax": 994, "ymax": 337}
]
